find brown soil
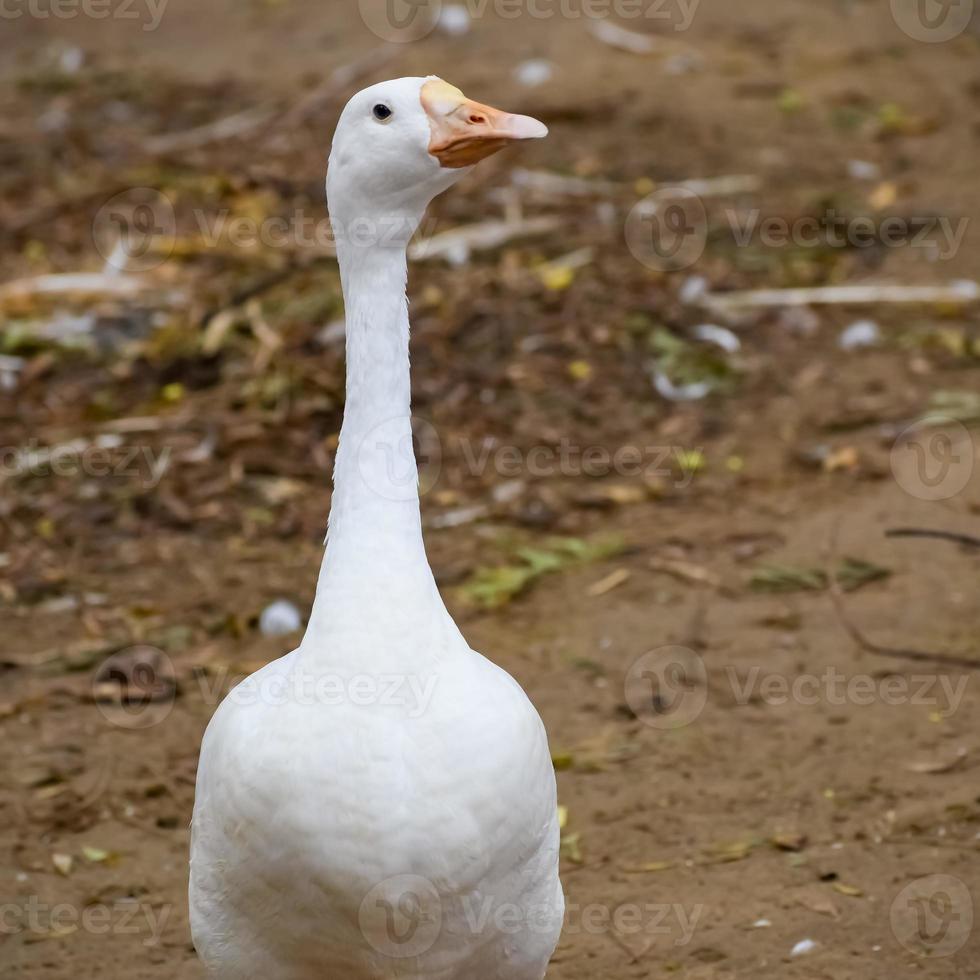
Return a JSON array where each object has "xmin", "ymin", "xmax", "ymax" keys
[{"xmin": 2, "ymin": 1, "xmax": 979, "ymax": 978}]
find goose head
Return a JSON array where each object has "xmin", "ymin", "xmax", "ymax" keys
[{"xmin": 327, "ymin": 76, "xmax": 547, "ymax": 242}]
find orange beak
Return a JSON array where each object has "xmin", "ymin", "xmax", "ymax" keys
[{"xmin": 421, "ymin": 78, "xmax": 548, "ymax": 169}]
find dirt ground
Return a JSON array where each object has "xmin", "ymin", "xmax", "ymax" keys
[{"xmin": 2, "ymin": 1, "xmax": 979, "ymax": 977}]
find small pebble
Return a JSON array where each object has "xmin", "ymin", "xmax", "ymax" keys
[
  {"xmin": 514, "ymin": 59, "xmax": 554, "ymax": 88},
  {"xmin": 664, "ymin": 52, "xmax": 703, "ymax": 75},
  {"xmin": 59, "ymin": 47, "xmax": 85, "ymax": 74},
  {"xmin": 778, "ymin": 306, "xmax": 820, "ymax": 337},
  {"xmin": 260, "ymin": 600, "xmax": 303, "ymax": 637},
  {"xmin": 679, "ymin": 275, "xmax": 708, "ymax": 304},
  {"xmin": 847, "ymin": 160, "xmax": 880, "ymax": 181},
  {"xmin": 316, "ymin": 319, "xmax": 346, "ymax": 347},
  {"xmin": 838, "ymin": 319, "xmax": 881, "ymax": 351},
  {"xmin": 692, "ymin": 323, "xmax": 740, "ymax": 353},
  {"xmin": 437, "ymin": 5, "xmax": 471, "ymax": 35},
  {"xmin": 491, "ymin": 479, "xmax": 526, "ymax": 505},
  {"xmin": 790, "ymin": 939, "xmax": 817, "ymax": 957}
]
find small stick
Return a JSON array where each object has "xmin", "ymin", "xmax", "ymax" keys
[
  {"xmin": 826, "ymin": 522, "xmax": 977, "ymax": 670},
  {"xmin": 146, "ymin": 104, "xmax": 277, "ymax": 156},
  {"xmin": 0, "ymin": 272, "xmax": 150, "ymax": 303},
  {"xmin": 0, "ymin": 183, "xmax": 129, "ymax": 241},
  {"xmin": 701, "ymin": 281, "xmax": 980, "ymax": 313},
  {"xmin": 281, "ymin": 45, "xmax": 399, "ymax": 125},
  {"xmin": 146, "ymin": 45, "xmax": 398, "ymax": 156},
  {"xmin": 830, "ymin": 583, "xmax": 976, "ymax": 670},
  {"xmin": 196, "ymin": 257, "xmax": 326, "ymax": 330},
  {"xmin": 885, "ymin": 527, "xmax": 980, "ymax": 549}
]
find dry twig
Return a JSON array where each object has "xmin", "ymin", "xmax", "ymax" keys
[
  {"xmin": 826, "ymin": 523, "xmax": 977, "ymax": 670},
  {"xmin": 885, "ymin": 527, "xmax": 980, "ymax": 550}
]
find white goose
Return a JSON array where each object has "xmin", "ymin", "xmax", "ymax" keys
[{"xmin": 190, "ymin": 77, "xmax": 563, "ymax": 979}]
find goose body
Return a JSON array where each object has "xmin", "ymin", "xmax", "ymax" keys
[{"xmin": 190, "ymin": 77, "xmax": 563, "ymax": 979}]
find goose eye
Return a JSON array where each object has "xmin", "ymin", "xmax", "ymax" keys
[{"xmin": 372, "ymin": 104, "xmax": 393, "ymax": 122}]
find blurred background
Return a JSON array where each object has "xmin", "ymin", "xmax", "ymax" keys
[{"xmin": 1, "ymin": 1, "xmax": 979, "ymax": 977}]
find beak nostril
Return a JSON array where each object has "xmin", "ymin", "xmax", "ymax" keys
[{"xmin": 469, "ymin": 114, "xmax": 486, "ymax": 125}]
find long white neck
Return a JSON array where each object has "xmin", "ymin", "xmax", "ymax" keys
[
  {"xmin": 304, "ymin": 236, "xmax": 454, "ymax": 653},
  {"xmin": 326, "ymin": 240, "xmax": 422, "ymax": 562}
]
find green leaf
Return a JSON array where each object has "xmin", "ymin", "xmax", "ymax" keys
[
  {"xmin": 749, "ymin": 564, "xmax": 829, "ymax": 594},
  {"xmin": 836, "ymin": 557, "xmax": 891, "ymax": 593}
]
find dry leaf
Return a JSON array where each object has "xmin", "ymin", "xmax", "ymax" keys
[
  {"xmin": 561, "ymin": 832, "xmax": 583, "ymax": 864},
  {"xmin": 650, "ymin": 556, "xmax": 726, "ymax": 592},
  {"xmin": 795, "ymin": 888, "xmax": 839, "ymax": 919},
  {"xmin": 868, "ymin": 181, "xmax": 898, "ymax": 210},
  {"xmin": 51, "ymin": 853, "xmax": 73, "ymax": 876},
  {"xmin": 587, "ymin": 568, "xmax": 631, "ymax": 597},
  {"xmin": 904, "ymin": 750, "xmax": 967, "ymax": 775},
  {"xmin": 701, "ymin": 840, "xmax": 757, "ymax": 864},
  {"xmin": 824, "ymin": 446, "xmax": 859, "ymax": 472},
  {"xmin": 621, "ymin": 861, "xmax": 675, "ymax": 873}
]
